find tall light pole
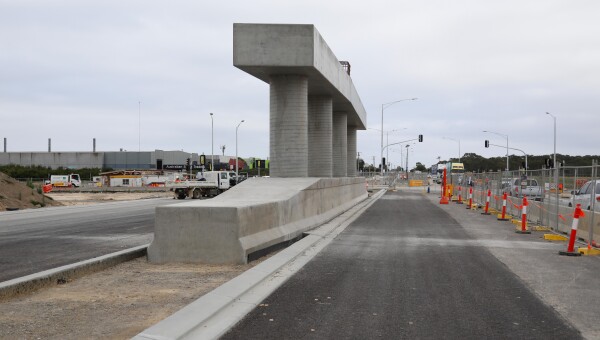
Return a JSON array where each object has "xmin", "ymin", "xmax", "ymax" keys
[
  {"xmin": 546, "ymin": 112, "xmax": 558, "ymax": 230},
  {"xmin": 210, "ymin": 112, "xmax": 214, "ymax": 171},
  {"xmin": 483, "ymin": 130, "xmax": 509, "ymax": 171},
  {"xmin": 369, "ymin": 127, "xmax": 406, "ymax": 172},
  {"xmin": 405, "ymin": 144, "xmax": 410, "ymax": 181},
  {"xmin": 381, "ymin": 98, "xmax": 417, "ymax": 175},
  {"xmin": 546, "ymin": 112, "xmax": 557, "ymax": 171},
  {"xmin": 488, "ymin": 143, "xmax": 528, "ymax": 170},
  {"xmin": 138, "ymin": 101, "xmax": 141, "ymax": 152},
  {"xmin": 442, "ymin": 137, "xmax": 461, "ymax": 162},
  {"xmin": 235, "ymin": 120, "xmax": 244, "ymax": 181}
]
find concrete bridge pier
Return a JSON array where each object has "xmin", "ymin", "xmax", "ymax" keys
[
  {"xmin": 147, "ymin": 24, "xmax": 369, "ymax": 265},
  {"xmin": 347, "ymin": 128, "xmax": 357, "ymax": 177},
  {"xmin": 333, "ymin": 112, "xmax": 348, "ymax": 177},
  {"xmin": 308, "ymin": 96, "xmax": 333, "ymax": 177},
  {"xmin": 269, "ymin": 75, "xmax": 309, "ymax": 178}
]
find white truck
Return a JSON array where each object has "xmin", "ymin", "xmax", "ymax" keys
[
  {"xmin": 50, "ymin": 174, "xmax": 81, "ymax": 188},
  {"xmin": 168, "ymin": 171, "xmax": 234, "ymax": 199}
]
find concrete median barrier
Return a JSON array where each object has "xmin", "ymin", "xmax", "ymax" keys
[{"xmin": 147, "ymin": 177, "xmax": 367, "ymax": 264}]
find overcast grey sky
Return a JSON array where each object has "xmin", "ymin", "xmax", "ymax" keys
[{"xmin": 1, "ymin": 1, "xmax": 599, "ymax": 169}]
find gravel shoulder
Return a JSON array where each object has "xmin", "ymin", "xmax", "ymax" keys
[
  {"xmin": 46, "ymin": 191, "xmax": 173, "ymax": 205},
  {"xmin": 0, "ymin": 255, "xmax": 272, "ymax": 339}
]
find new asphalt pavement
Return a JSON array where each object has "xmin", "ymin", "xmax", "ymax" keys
[{"xmin": 222, "ymin": 189, "xmax": 583, "ymax": 339}]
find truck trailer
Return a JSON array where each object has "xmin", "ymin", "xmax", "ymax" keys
[{"xmin": 168, "ymin": 171, "xmax": 234, "ymax": 199}]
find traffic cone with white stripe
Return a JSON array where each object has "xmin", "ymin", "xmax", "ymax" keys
[
  {"xmin": 456, "ymin": 186, "xmax": 463, "ymax": 204},
  {"xmin": 515, "ymin": 197, "xmax": 531, "ymax": 234},
  {"xmin": 481, "ymin": 189, "xmax": 491, "ymax": 215},
  {"xmin": 497, "ymin": 192, "xmax": 510, "ymax": 221},
  {"xmin": 559, "ymin": 204, "xmax": 584, "ymax": 256}
]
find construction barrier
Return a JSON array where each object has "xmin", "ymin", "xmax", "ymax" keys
[
  {"xmin": 559, "ymin": 204, "xmax": 584, "ymax": 256},
  {"xmin": 481, "ymin": 189, "xmax": 491, "ymax": 215},
  {"xmin": 456, "ymin": 186, "xmax": 463, "ymax": 204},
  {"xmin": 498, "ymin": 192, "xmax": 509, "ymax": 221},
  {"xmin": 466, "ymin": 187, "xmax": 473, "ymax": 209},
  {"xmin": 515, "ymin": 197, "xmax": 531, "ymax": 234},
  {"xmin": 408, "ymin": 180, "xmax": 423, "ymax": 187},
  {"xmin": 439, "ymin": 168, "xmax": 449, "ymax": 204}
]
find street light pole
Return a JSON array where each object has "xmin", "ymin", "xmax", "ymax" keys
[
  {"xmin": 210, "ymin": 112, "xmax": 214, "ymax": 171},
  {"xmin": 488, "ymin": 143, "xmax": 528, "ymax": 170},
  {"xmin": 405, "ymin": 144, "xmax": 410, "ymax": 181},
  {"xmin": 236, "ymin": 120, "xmax": 244, "ymax": 181},
  {"xmin": 442, "ymin": 137, "xmax": 461, "ymax": 163},
  {"xmin": 546, "ymin": 112, "xmax": 557, "ymax": 171},
  {"xmin": 381, "ymin": 98, "xmax": 417, "ymax": 176},
  {"xmin": 546, "ymin": 112, "xmax": 559, "ymax": 230},
  {"xmin": 483, "ymin": 130, "xmax": 509, "ymax": 171}
]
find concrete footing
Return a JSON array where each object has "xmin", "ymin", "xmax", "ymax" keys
[{"xmin": 147, "ymin": 177, "xmax": 367, "ymax": 264}]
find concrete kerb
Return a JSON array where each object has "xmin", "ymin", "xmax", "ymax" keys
[
  {"xmin": 0, "ymin": 244, "xmax": 148, "ymax": 301},
  {"xmin": 134, "ymin": 189, "xmax": 386, "ymax": 340}
]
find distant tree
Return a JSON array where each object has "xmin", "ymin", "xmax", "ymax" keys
[{"xmin": 415, "ymin": 162, "xmax": 427, "ymax": 172}]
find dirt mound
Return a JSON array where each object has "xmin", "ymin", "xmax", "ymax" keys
[{"xmin": 0, "ymin": 172, "xmax": 63, "ymax": 211}]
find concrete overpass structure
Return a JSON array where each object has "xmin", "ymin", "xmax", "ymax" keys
[
  {"xmin": 233, "ymin": 23, "xmax": 367, "ymax": 177},
  {"xmin": 148, "ymin": 24, "xmax": 368, "ymax": 264}
]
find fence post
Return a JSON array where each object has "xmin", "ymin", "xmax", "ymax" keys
[{"xmin": 588, "ymin": 160, "xmax": 597, "ymax": 248}]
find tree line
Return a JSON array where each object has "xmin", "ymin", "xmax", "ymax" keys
[{"xmin": 358, "ymin": 153, "xmax": 600, "ymax": 173}]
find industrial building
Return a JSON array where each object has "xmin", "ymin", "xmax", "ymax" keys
[{"xmin": 0, "ymin": 149, "xmax": 206, "ymax": 170}]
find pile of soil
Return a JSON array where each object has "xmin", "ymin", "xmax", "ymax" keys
[{"xmin": 0, "ymin": 172, "xmax": 63, "ymax": 211}]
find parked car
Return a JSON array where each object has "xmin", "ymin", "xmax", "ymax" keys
[
  {"xmin": 507, "ymin": 178, "xmax": 543, "ymax": 200},
  {"xmin": 569, "ymin": 180, "xmax": 600, "ymax": 211}
]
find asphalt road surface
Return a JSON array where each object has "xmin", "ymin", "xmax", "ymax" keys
[
  {"xmin": 223, "ymin": 190, "xmax": 582, "ymax": 339},
  {"xmin": 0, "ymin": 199, "xmax": 173, "ymax": 282}
]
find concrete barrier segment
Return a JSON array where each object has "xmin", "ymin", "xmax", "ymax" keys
[
  {"xmin": 134, "ymin": 189, "xmax": 386, "ymax": 340},
  {"xmin": 0, "ymin": 245, "xmax": 147, "ymax": 300},
  {"xmin": 147, "ymin": 177, "xmax": 368, "ymax": 264}
]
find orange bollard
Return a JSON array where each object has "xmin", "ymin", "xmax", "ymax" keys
[
  {"xmin": 559, "ymin": 204, "xmax": 584, "ymax": 256},
  {"xmin": 456, "ymin": 186, "xmax": 463, "ymax": 204},
  {"xmin": 481, "ymin": 189, "xmax": 491, "ymax": 215},
  {"xmin": 498, "ymin": 192, "xmax": 509, "ymax": 221},
  {"xmin": 439, "ymin": 168, "xmax": 449, "ymax": 204},
  {"xmin": 466, "ymin": 187, "xmax": 473, "ymax": 209},
  {"xmin": 515, "ymin": 197, "xmax": 531, "ymax": 234}
]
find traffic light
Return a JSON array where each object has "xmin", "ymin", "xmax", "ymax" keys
[
  {"xmin": 200, "ymin": 154, "xmax": 206, "ymax": 165},
  {"xmin": 484, "ymin": 140, "xmax": 489, "ymax": 148},
  {"xmin": 382, "ymin": 157, "xmax": 386, "ymax": 166},
  {"xmin": 185, "ymin": 158, "xmax": 190, "ymax": 171},
  {"xmin": 418, "ymin": 134, "xmax": 423, "ymax": 142}
]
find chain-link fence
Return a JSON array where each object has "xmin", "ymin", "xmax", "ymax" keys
[
  {"xmin": 457, "ymin": 163, "xmax": 600, "ymax": 246},
  {"xmin": 362, "ymin": 162, "xmax": 599, "ymax": 246}
]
